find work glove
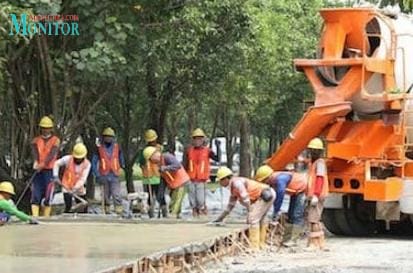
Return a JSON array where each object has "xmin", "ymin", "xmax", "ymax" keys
[
  {"xmin": 29, "ymin": 219, "xmax": 39, "ymax": 225},
  {"xmin": 310, "ymin": 196, "xmax": 319, "ymax": 206},
  {"xmin": 52, "ymin": 177, "xmax": 60, "ymax": 184}
]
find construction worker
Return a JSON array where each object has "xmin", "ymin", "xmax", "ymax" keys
[
  {"xmin": 0, "ymin": 181, "xmax": 39, "ymax": 225},
  {"xmin": 213, "ymin": 167, "xmax": 275, "ymax": 250},
  {"xmin": 31, "ymin": 116, "xmax": 60, "ymax": 217},
  {"xmin": 143, "ymin": 146, "xmax": 189, "ymax": 218},
  {"xmin": 92, "ymin": 127, "xmax": 125, "ymax": 215},
  {"xmin": 305, "ymin": 137, "xmax": 329, "ymax": 250},
  {"xmin": 183, "ymin": 128, "xmax": 220, "ymax": 217},
  {"xmin": 255, "ymin": 165, "xmax": 307, "ymax": 246},
  {"xmin": 53, "ymin": 143, "xmax": 91, "ymax": 213},
  {"xmin": 138, "ymin": 129, "xmax": 168, "ymax": 218}
]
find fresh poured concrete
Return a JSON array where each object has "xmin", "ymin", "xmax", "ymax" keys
[{"xmin": 1, "ymin": 221, "xmax": 244, "ymax": 273}]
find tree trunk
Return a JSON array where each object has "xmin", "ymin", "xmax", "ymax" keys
[{"xmin": 239, "ymin": 112, "xmax": 251, "ymax": 177}]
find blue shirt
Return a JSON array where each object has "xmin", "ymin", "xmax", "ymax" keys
[
  {"xmin": 269, "ymin": 172, "xmax": 293, "ymax": 215},
  {"xmin": 92, "ymin": 142, "xmax": 125, "ymax": 178}
]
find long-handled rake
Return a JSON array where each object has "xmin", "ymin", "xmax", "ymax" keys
[{"xmin": 54, "ymin": 180, "xmax": 88, "ymax": 212}]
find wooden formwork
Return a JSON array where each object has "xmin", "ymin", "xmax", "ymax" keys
[
  {"xmin": 98, "ymin": 228, "xmax": 251, "ymax": 273},
  {"xmin": 98, "ymin": 222, "xmax": 285, "ymax": 273}
]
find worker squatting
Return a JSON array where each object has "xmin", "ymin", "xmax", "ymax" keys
[{"xmin": 0, "ymin": 116, "xmax": 329, "ymax": 251}]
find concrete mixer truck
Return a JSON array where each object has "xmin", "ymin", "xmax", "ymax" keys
[{"xmin": 267, "ymin": 7, "xmax": 413, "ymax": 235}]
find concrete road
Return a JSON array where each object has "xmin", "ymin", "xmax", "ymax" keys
[{"xmin": 0, "ymin": 221, "xmax": 243, "ymax": 273}]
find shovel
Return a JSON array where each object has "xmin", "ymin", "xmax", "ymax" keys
[
  {"xmin": 16, "ymin": 171, "xmax": 38, "ymax": 207},
  {"xmin": 54, "ymin": 180, "xmax": 88, "ymax": 212}
]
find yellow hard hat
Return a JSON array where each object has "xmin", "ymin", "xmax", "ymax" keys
[
  {"xmin": 307, "ymin": 137, "xmax": 324, "ymax": 150},
  {"xmin": 216, "ymin": 167, "xmax": 233, "ymax": 181},
  {"xmin": 144, "ymin": 129, "xmax": 158, "ymax": 142},
  {"xmin": 0, "ymin": 181, "xmax": 15, "ymax": 195},
  {"xmin": 102, "ymin": 127, "xmax": 115, "ymax": 137},
  {"xmin": 39, "ymin": 116, "xmax": 54, "ymax": 128},
  {"xmin": 255, "ymin": 165, "xmax": 273, "ymax": 182},
  {"xmin": 143, "ymin": 146, "xmax": 157, "ymax": 161},
  {"xmin": 192, "ymin": 128, "xmax": 206, "ymax": 138},
  {"xmin": 72, "ymin": 143, "xmax": 88, "ymax": 159}
]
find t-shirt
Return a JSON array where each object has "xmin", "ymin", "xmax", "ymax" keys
[{"xmin": 0, "ymin": 199, "xmax": 31, "ymax": 222}]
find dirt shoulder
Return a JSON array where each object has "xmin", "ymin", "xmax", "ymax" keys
[{"xmin": 206, "ymin": 236, "xmax": 413, "ymax": 273}]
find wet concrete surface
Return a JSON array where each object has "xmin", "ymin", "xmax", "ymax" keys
[{"xmin": 1, "ymin": 221, "xmax": 244, "ymax": 273}]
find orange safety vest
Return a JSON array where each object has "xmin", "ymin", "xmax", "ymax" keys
[
  {"xmin": 34, "ymin": 135, "xmax": 60, "ymax": 169},
  {"xmin": 306, "ymin": 158, "xmax": 329, "ymax": 199},
  {"xmin": 231, "ymin": 178, "xmax": 269, "ymax": 203},
  {"xmin": 98, "ymin": 143, "xmax": 121, "ymax": 176},
  {"xmin": 62, "ymin": 156, "xmax": 89, "ymax": 190},
  {"xmin": 287, "ymin": 173, "xmax": 308, "ymax": 195},
  {"xmin": 270, "ymin": 172, "xmax": 307, "ymax": 196},
  {"xmin": 160, "ymin": 157, "xmax": 189, "ymax": 189},
  {"xmin": 186, "ymin": 146, "xmax": 211, "ymax": 181},
  {"xmin": 142, "ymin": 145, "xmax": 161, "ymax": 178}
]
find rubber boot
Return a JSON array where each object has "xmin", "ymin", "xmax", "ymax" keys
[
  {"xmin": 104, "ymin": 205, "xmax": 111, "ymax": 214},
  {"xmin": 304, "ymin": 223, "xmax": 320, "ymax": 251},
  {"xmin": 161, "ymin": 205, "xmax": 169, "ymax": 218},
  {"xmin": 248, "ymin": 226, "xmax": 260, "ymax": 250},
  {"xmin": 200, "ymin": 206, "xmax": 208, "ymax": 216},
  {"xmin": 148, "ymin": 206, "xmax": 155, "ymax": 218},
  {"xmin": 283, "ymin": 225, "xmax": 301, "ymax": 247},
  {"xmin": 115, "ymin": 205, "xmax": 123, "ymax": 215},
  {"xmin": 31, "ymin": 205, "xmax": 40, "ymax": 217},
  {"xmin": 282, "ymin": 223, "xmax": 293, "ymax": 243},
  {"xmin": 42, "ymin": 206, "xmax": 52, "ymax": 217},
  {"xmin": 192, "ymin": 208, "xmax": 199, "ymax": 218},
  {"xmin": 260, "ymin": 224, "xmax": 268, "ymax": 249}
]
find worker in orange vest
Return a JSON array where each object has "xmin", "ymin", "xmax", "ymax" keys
[
  {"xmin": 213, "ymin": 167, "xmax": 275, "ymax": 250},
  {"xmin": 92, "ymin": 127, "xmax": 125, "ymax": 215},
  {"xmin": 53, "ymin": 143, "xmax": 91, "ymax": 213},
  {"xmin": 305, "ymin": 137, "xmax": 329, "ymax": 250},
  {"xmin": 138, "ymin": 129, "xmax": 168, "ymax": 218},
  {"xmin": 143, "ymin": 146, "xmax": 190, "ymax": 218},
  {"xmin": 255, "ymin": 165, "xmax": 307, "ymax": 246},
  {"xmin": 31, "ymin": 116, "xmax": 60, "ymax": 217},
  {"xmin": 183, "ymin": 128, "xmax": 220, "ymax": 217}
]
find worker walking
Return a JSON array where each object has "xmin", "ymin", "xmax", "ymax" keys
[
  {"xmin": 213, "ymin": 167, "xmax": 275, "ymax": 250},
  {"xmin": 183, "ymin": 128, "xmax": 220, "ymax": 217},
  {"xmin": 138, "ymin": 129, "xmax": 168, "ymax": 218},
  {"xmin": 53, "ymin": 143, "xmax": 91, "ymax": 213},
  {"xmin": 255, "ymin": 165, "xmax": 307, "ymax": 246},
  {"xmin": 305, "ymin": 137, "xmax": 329, "ymax": 250},
  {"xmin": 0, "ymin": 181, "xmax": 39, "ymax": 225},
  {"xmin": 31, "ymin": 116, "xmax": 60, "ymax": 217},
  {"xmin": 143, "ymin": 146, "xmax": 189, "ymax": 218},
  {"xmin": 92, "ymin": 127, "xmax": 125, "ymax": 215}
]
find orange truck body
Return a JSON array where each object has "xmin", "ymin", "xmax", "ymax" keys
[{"xmin": 267, "ymin": 8, "xmax": 413, "ymax": 205}]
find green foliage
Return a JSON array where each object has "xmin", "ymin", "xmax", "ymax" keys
[{"xmin": 0, "ymin": 0, "xmax": 324, "ymax": 185}]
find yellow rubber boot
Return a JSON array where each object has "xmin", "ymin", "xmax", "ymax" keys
[
  {"xmin": 260, "ymin": 224, "xmax": 268, "ymax": 249},
  {"xmin": 31, "ymin": 205, "xmax": 40, "ymax": 217},
  {"xmin": 42, "ymin": 206, "xmax": 52, "ymax": 217},
  {"xmin": 248, "ymin": 226, "xmax": 260, "ymax": 250},
  {"xmin": 115, "ymin": 205, "xmax": 123, "ymax": 215}
]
